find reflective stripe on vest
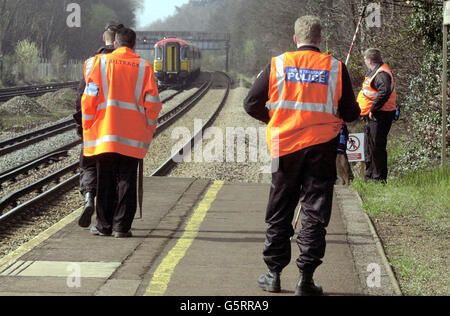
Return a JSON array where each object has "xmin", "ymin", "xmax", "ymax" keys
[
  {"xmin": 84, "ymin": 135, "xmax": 150, "ymax": 151},
  {"xmin": 145, "ymin": 94, "xmax": 161, "ymax": 104},
  {"xmin": 82, "ymin": 113, "xmax": 95, "ymax": 121}
]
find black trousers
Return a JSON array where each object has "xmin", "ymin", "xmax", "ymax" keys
[
  {"xmin": 79, "ymin": 144, "xmax": 97, "ymax": 196},
  {"xmin": 364, "ymin": 111, "xmax": 395, "ymax": 182},
  {"xmin": 263, "ymin": 137, "xmax": 338, "ymax": 274},
  {"xmin": 95, "ymin": 153, "xmax": 139, "ymax": 235}
]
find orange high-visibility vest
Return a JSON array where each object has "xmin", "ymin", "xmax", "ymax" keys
[
  {"xmin": 357, "ymin": 64, "xmax": 397, "ymax": 116},
  {"xmin": 267, "ymin": 50, "xmax": 344, "ymax": 158},
  {"xmin": 81, "ymin": 47, "xmax": 162, "ymax": 159}
]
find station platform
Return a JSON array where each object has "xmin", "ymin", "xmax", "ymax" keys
[{"xmin": 0, "ymin": 177, "xmax": 399, "ymax": 296}]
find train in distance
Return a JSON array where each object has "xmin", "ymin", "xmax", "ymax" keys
[{"xmin": 153, "ymin": 37, "xmax": 202, "ymax": 85}]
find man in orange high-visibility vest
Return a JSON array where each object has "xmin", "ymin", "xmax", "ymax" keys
[
  {"xmin": 244, "ymin": 16, "xmax": 360, "ymax": 296},
  {"xmin": 357, "ymin": 48, "xmax": 397, "ymax": 183},
  {"xmin": 81, "ymin": 27, "xmax": 162, "ymax": 238},
  {"xmin": 74, "ymin": 21, "xmax": 124, "ymax": 229}
]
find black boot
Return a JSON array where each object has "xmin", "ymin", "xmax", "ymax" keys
[
  {"xmin": 295, "ymin": 271, "xmax": 323, "ymax": 296},
  {"xmin": 78, "ymin": 192, "xmax": 95, "ymax": 228},
  {"xmin": 257, "ymin": 271, "xmax": 281, "ymax": 293}
]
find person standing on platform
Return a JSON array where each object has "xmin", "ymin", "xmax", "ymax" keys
[
  {"xmin": 244, "ymin": 16, "xmax": 360, "ymax": 296},
  {"xmin": 357, "ymin": 48, "xmax": 397, "ymax": 183},
  {"xmin": 74, "ymin": 22, "xmax": 124, "ymax": 228},
  {"xmin": 81, "ymin": 27, "xmax": 162, "ymax": 238}
]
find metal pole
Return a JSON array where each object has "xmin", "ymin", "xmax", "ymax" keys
[
  {"xmin": 345, "ymin": 5, "xmax": 367, "ymax": 66},
  {"xmin": 0, "ymin": 55, "xmax": 3, "ymax": 82},
  {"xmin": 225, "ymin": 41, "xmax": 230, "ymax": 72},
  {"xmin": 443, "ymin": 24, "xmax": 448, "ymax": 166}
]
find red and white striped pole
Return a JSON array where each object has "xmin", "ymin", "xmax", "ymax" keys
[{"xmin": 345, "ymin": 5, "xmax": 367, "ymax": 66}]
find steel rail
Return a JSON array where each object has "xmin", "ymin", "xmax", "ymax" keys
[
  {"xmin": 0, "ymin": 82, "xmax": 79, "ymax": 94},
  {"xmin": 151, "ymin": 72, "xmax": 231, "ymax": 176},
  {"xmin": 0, "ymin": 124, "xmax": 77, "ymax": 156},
  {"xmin": 155, "ymin": 78, "xmax": 212, "ymax": 136},
  {"xmin": 0, "ymin": 140, "xmax": 81, "ymax": 179},
  {"xmin": 0, "ymin": 151, "xmax": 69, "ymax": 187},
  {"xmin": 0, "ymin": 174, "xmax": 79, "ymax": 224},
  {"xmin": 0, "ymin": 118, "xmax": 74, "ymax": 149},
  {"xmin": 0, "ymin": 163, "xmax": 79, "ymax": 213},
  {"xmin": 0, "ymin": 82, "xmax": 80, "ymax": 102}
]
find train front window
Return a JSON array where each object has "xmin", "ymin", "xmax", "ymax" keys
[
  {"xmin": 155, "ymin": 47, "xmax": 163, "ymax": 60},
  {"xmin": 180, "ymin": 47, "xmax": 188, "ymax": 60}
]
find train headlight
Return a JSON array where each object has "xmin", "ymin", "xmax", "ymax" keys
[
  {"xmin": 181, "ymin": 61, "xmax": 190, "ymax": 72},
  {"xmin": 154, "ymin": 61, "xmax": 163, "ymax": 72}
]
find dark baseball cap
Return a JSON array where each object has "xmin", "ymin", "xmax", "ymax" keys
[{"xmin": 105, "ymin": 21, "xmax": 124, "ymax": 32}]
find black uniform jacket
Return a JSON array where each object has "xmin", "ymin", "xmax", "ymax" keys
[
  {"xmin": 367, "ymin": 63, "xmax": 394, "ymax": 113},
  {"xmin": 73, "ymin": 45, "xmax": 115, "ymax": 135},
  {"xmin": 244, "ymin": 46, "xmax": 361, "ymax": 125}
]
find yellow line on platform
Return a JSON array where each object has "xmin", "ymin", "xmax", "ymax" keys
[
  {"xmin": 144, "ymin": 180, "xmax": 224, "ymax": 296},
  {"xmin": 0, "ymin": 208, "xmax": 82, "ymax": 274}
]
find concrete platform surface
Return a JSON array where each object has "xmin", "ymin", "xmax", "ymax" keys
[{"xmin": 0, "ymin": 177, "xmax": 399, "ymax": 296}]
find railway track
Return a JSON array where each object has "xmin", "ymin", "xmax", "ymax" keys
[
  {"xmin": 0, "ymin": 82, "xmax": 80, "ymax": 103},
  {"xmin": 152, "ymin": 72, "xmax": 231, "ymax": 176},
  {"xmin": 0, "ymin": 88, "xmax": 184, "ymax": 158},
  {"xmin": 0, "ymin": 119, "xmax": 76, "ymax": 156},
  {"xmin": 0, "ymin": 73, "xmax": 225, "ymax": 224}
]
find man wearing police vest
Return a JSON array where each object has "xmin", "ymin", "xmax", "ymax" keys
[
  {"xmin": 244, "ymin": 16, "xmax": 360, "ymax": 296},
  {"xmin": 74, "ymin": 22, "xmax": 124, "ymax": 229},
  {"xmin": 81, "ymin": 27, "xmax": 162, "ymax": 238},
  {"xmin": 357, "ymin": 48, "xmax": 397, "ymax": 183}
]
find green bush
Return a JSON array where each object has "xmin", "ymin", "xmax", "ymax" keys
[
  {"xmin": 15, "ymin": 39, "xmax": 40, "ymax": 83},
  {"xmin": 0, "ymin": 55, "xmax": 17, "ymax": 86},
  {"xmin": 390, "ymin": 1, "xmax": 449, "ymax": 174},
  {"xmin": 50, "ymin": 46, "xmax": 67, "ymax": 81}
]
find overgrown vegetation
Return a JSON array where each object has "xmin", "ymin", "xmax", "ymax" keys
[
  {"xmin": 398, "ymin": 0, "xmax": 450, "ymax": 173},
  {"xmin": 353, "ymin": 167, "xmax": 449, "ymax": 230},
  {"xmin": 352, "ymin": 165, "xmax": 449, "ymax": 296},
  {"xmin": 0, "ymin": 0, "xmax": 140, "ymax": 86},
  {"xmin": 146, "ymin": 0, "xmax": 447, "ymax": 172},
  {"xmin": 0, "ymin": 0, "xmax": 140, "ymax": 59}
]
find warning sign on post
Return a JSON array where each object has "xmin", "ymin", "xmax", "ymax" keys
[{"xmin": 347, "ymin": 133, "xmax": 365, "ymax": 162}]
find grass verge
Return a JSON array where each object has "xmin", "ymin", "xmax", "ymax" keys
[{"xmin": 352, "ymin": 167, "xmax": 449, "ymax": 296}]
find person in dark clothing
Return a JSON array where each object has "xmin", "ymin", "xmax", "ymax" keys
[
  {"xmin": 357, "ymin": 48, "xmax": 397, "ymax": 183},
  {"xmin": 73, "ymin": 22, "xmax": 124, "ymax": 228},
  {"xmin": 244, "ymin": 16, "xmax": 360, "ymax": 296},
  {"xmin": 82, "ymin": 28, "xmax": 162, "ymax": 239}
]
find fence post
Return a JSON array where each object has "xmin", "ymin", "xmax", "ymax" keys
[{"xmin": 443, "ymin": 2, "xmax": 449, "ymax": 166}]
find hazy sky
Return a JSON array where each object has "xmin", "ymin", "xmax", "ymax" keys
[{"xmin": 135, "ymin": 0, "xmax": 190, "ymax": 30}]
